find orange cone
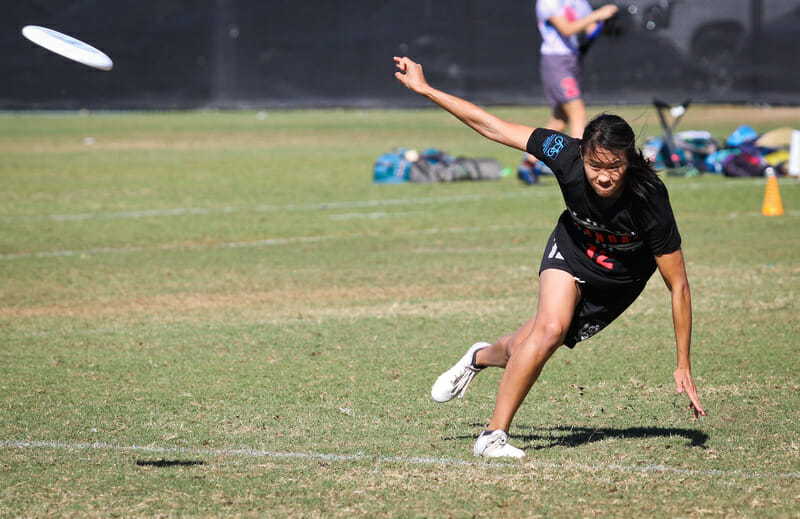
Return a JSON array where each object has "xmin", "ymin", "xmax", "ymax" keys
[{"xmin": 762, "ymin": 167, "xmax": 784, "ymax": 216}]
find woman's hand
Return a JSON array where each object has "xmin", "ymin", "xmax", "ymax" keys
[
  {"xmin": 674, "ymin": 366, "xmax": 706, "ymax": 418},
  {"xmin": 394, "ymin": 56, "xmax": 429, "ymax": 95},
  {"xmin": 392, "ymin": 56, "xmax": 535, "ymax": 152}
]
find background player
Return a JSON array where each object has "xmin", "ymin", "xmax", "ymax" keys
[{"xmin": 519, "ymin": 0, "xmax": 619, "ymax": 184}]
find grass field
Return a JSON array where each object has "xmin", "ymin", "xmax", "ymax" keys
[{"xmin": 1, "ymin": 105, "xmax": 799, "ymax": 517}]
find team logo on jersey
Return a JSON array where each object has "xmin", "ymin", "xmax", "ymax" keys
[
  {"xmin": 569, "ymin": 210, "xmax": 641, "ymax": 252},
  {"xmin": 543, "ymin": 134, "xmax": 565, "ymax": 159}
]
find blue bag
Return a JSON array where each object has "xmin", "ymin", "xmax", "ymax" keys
[
  {"xmin": 373, "ymin": 148, "xmax": 411, "ymax": 183},
  {"xmin": 726, "ymin": 125, "xmax": 759, "ymax": 147}
]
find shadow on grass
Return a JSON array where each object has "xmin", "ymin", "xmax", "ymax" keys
[
  {"xmin": 135, "ymin": 459, "xmax": 204, "ymax": 468},
  {"xmin": 457, "ymin": 424, "xmax": 709, "ymax": 449},
  {"xmin": 523, "ymin": 425, "xmax": 708, "ymax": 449}
]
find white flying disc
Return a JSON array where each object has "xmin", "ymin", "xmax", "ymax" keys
[{"xmin": 22, "ymin": 25, "xmax": 113, "ymax": 71}]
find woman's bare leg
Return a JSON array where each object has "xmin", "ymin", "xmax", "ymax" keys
[{"xmin": 474, "ymin": 269, "xmax": 581, "ymax": 431}]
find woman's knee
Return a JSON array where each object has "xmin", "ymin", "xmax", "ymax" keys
[
  {"xmin": 526, "ymin": 319, "xmax": 567, "ymax": 357},
  {"xmin": 539, "ymin": 319, "xmax": 568, "ymax": 344},
  {"xmin": 508, "ymin": 319, "xmax": 566, "ymax": 360}
]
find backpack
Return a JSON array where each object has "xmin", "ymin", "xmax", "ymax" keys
[
  {"xmin": 373, "ymin": 148, "xmax": 411, "ymax": 184},
  {"xmin": 373, "ymin": 148, "xmax": 504, "ymax": 183},
  {"xmin": 726, "ymin": 125, "xmax": 759, "ymax": 148},
  {"xmin": 408, "ymin": 150, "xmax": 503, "ymax": 183},
  {"xmin": 722, "ymin": 151, "xmax": 767, "ymax": 177}
]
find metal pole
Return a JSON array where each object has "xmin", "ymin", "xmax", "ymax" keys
[{"xmin": 750, "ymin": 0, "xmax": 763, "ymax": 99}]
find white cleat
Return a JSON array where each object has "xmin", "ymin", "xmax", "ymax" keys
[
  {"xmin": 430, "ymin": 342, "xmax": 490, "ymax": 403},
  {"xmin": 473, "ymin": 430, "xmax": 525, "ymax": 458}
]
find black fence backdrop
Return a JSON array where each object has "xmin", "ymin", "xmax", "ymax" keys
[{"xmin": 2, "ymin": 0, "xmax": 799, "ymax": 109}]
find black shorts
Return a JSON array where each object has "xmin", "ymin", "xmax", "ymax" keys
[{"xmin": 539, "ymin": 231, "xmax": 647, "ymax": 348}]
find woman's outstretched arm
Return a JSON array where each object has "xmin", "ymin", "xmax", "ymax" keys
[{"xmin": 394, "ymin": 56, "xmax": 535, "ymax": 152}]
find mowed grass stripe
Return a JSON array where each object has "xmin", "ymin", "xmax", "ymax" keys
[
  {"xmin": 2, "ymin": 209, "xmax": 798, "ymax": 260},
  {"xmin": 0, "ymin": 176, "xmax": 790, "ymax": 223},
  {"xmin": 0, "ymin": 222, "xmax": 547, "ymax": 260},
  {"xmin": 0, "ymin": 191, "xmax": 547, "ymax": 223}
]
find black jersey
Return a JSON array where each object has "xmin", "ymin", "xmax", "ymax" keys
[{"xmin": 527, "ymin": 128, "xmax": 682, "ymax": 289}]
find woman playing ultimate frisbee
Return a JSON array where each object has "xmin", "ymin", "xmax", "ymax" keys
[{"xmin": 394, "ymin": 56, "xmax": 705, "ymax": 458}]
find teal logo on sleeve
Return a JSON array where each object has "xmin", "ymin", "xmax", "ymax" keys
[{"xmin": 543, "ymin": 134, "xmax": 565, "ymax": 158}]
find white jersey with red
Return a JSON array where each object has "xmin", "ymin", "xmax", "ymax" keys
[{"xmin": 536, "ymin": 0, "xmax": 593, "ymax": 56}]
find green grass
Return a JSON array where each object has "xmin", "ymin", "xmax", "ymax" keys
[{"xmin": 1, "ymin": 106, "xmax": 799, "ymax": 517}]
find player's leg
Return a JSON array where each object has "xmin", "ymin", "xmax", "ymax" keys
[
  {"xmin": 431, "ymin": 265, "xmax": 578, "ymax": 404},
  {"xmin": 484, "ymin": 268, "xmax": 580, "ymax": 432},
  {"xmin": 431, "ymin": 309, "xmax": 544, "ymax": 402},
  {"xmin": 544, "ymin": 53, "xmax": 585, "ymax": 138},
  {"xmin": 546, "ymin": 103, "xmax": 569, "ymax": 133},
  {"xmin": 473, "ymin": 268, "xmax": 580, "ymax": 457},
  {"xmin": 561, "ymin": 97, "xmax": 587, "ymax": 138},
  {"xmin": 473, "ymin": 325, "xmax": 529, "ymax": 368},
  {"xmin": 519, "ymin": 55, "xmax": 576, "ymax": 184}
]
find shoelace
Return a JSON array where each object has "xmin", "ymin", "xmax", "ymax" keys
[{"xmin": 451, "ymin": 365, "xmax": 480, "ymax": 398}]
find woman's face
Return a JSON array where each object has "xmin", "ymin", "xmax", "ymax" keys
[{"xmin": 583, "ymin": 146, "xmax": 628, "ymax": 201}]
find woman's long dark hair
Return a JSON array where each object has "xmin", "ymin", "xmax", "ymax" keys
[{"xmin": 581, "ymin": 113, "xmax": 659, "ymax": 200}]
